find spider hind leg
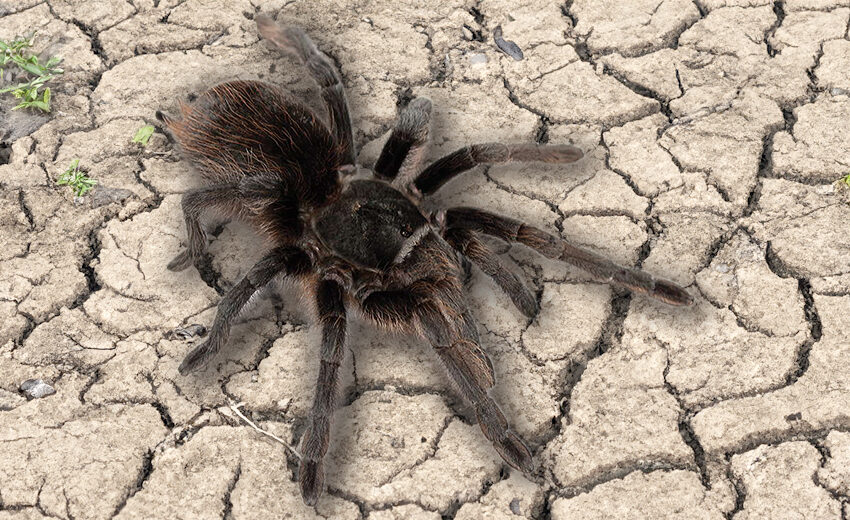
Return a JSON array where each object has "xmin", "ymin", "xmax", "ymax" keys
[
  {"xmin": 256, "ymin": 14, "xmax": 355, "ymax": 165},
  {"xmin": 418, "ymin": 303, "xmax": 535, "ymax": 474}
]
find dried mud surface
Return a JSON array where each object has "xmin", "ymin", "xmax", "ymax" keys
[{"xmin": 2, "ymin": 0, "xmax": 850, "ymax": 518}]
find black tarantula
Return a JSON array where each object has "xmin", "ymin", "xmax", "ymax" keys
[{"xmin": 159, "ymin": 13, "xmax": 694, "ymax": 506}]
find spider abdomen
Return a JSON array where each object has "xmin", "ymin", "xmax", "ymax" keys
[
  {"xmin": 165, "ymin": 80, "xmax": 344, "ymax": 207},
  {"xmin": 312, "ymin": 180, "xmax": 428, "ymax": 269}
]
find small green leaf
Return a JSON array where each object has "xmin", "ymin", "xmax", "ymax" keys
[
  {"xmin": 0, "ymin": 31, "xmax": 61, "ymax": 113},
  {"xmin": 132, "ymin": 125, "xmax": 156, "ymax": 147},
  {"xmin": 14, "ymin": 59, "xmax": 42, "ymax": 76},
  {"xmin": 56, "ymin": 159, "xmax": 96, "ymax": 197},
  {"xmin": 19, "ymin": 100, "xmax": 49, "ymax": 112}
]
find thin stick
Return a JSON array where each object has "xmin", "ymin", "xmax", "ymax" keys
[{"xmin": 229, "ymin": 401, "xmax": 302, "ymax": 459}]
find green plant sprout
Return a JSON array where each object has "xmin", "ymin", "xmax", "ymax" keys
[
  {"xmin": 132, "ymin": 125, "xmax": 155, "ymax": 147},
  {"xmin": 0, "ymin": 31, "xmax": 63, "ymax": 112},
  {"xmin": 838, "ymin": 174, "xmax": 850, "ymax": 188},
  {"xmin": 57, "ymin": 159, "xmax": 97, "ymax": 197}
]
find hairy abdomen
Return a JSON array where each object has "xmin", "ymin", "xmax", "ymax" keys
[{"xmin": 165, "ymin": 80, "xmax": 343, "ymax": 208}]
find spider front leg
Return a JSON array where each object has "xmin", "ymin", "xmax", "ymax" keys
[
  {"xmin": 300, "ymin": 279, "xmax": 347, "ymax": 506},
  {"xmin": 417, "ymin": 302, "xmax": 534, "ymax": 474},
  {"xmin": 168, "ymin": 184, "xmax": 240, "ymax": 272},
  {"xmin": 413, "ymin": 143, "xmax": 583, "ymax": 196},
  {"xmin": 446, "ymin": 207, "xmax": 694, "ymax": 306},
  {"xmin": 256, "ymin": 15, "xmax": 355, "ymax": 165},
  {"xmin": 178, "ymin": 247, "xmax": 311, "ymax": 374},
  {"xmin": 374, "ymin": 97, "xmax": 432, "ymax": 185}
]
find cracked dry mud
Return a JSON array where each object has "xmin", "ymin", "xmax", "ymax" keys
[{"xmin": 1, "ymin": 0, "xmax": 849, "ymax": 518}]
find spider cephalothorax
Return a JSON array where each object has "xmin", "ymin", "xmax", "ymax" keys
[{"xmin": 160, "ymin": 13, "xmax": 693, "ymax": 506}]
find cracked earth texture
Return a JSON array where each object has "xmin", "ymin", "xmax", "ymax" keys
[{"xmin": 1, "ymin": 0, "xmax": 849, "ymax": 518}]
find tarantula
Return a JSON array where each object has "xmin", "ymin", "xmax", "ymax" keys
[{"xmin": 159, "ymin": 14, "xmax": 693, "ymax": 506}]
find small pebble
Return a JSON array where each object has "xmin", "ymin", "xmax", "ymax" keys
[
  {"xmin": 20, "ymin": 379, "xmax": 56, "ymax": 399},
  {"xmin": 493, "ymin": 25, "xmax": 523, "ymax": 61},
  {"xmin": 167, "ymin": 324, "xmax": 207, "ymax": 340},
  {"xmin": 509, "ymin": 497, "xmax": 522, "ymax": 515},
  {"xmin": 468, "ymin": 52, "xmax": 488, "ymax": 65},
  {"xmin": 90, "ymin": 186, "xmax": 134, "ymax": 208}
]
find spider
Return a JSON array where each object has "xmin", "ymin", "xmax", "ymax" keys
[{"xmin": 158, "ymin": 13, "xmax": 694, "ymax": 506}]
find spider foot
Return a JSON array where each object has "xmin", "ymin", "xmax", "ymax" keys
[
  {"xmin": 256, "ymin": 14, "xmax": 302, "ymax": 58},
  {"xmin": 178, "ymin": 336, "xmax": 219, "ymax": 374},
  {"xmin": 517, "ymin": 291, "xmax": 540, "ymax": 319},
  {"xmin": 167, "ymin": 249, "xmax": 193, "ymax": 271},
  {"xmin": 652, "ymin": 280, "xmax": 694, "ymax": 306},
  {"xmin": 493, "ymin": 430, "xmax": 535, "ymax": 475},
  {"xmin": 299, "ymin": 459, "xmax": 324, "ymax": 507}
]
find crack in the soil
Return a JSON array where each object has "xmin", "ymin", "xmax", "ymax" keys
[
  {"xmin": 220, "ymin": 463, "xmax": 241, "ymax": 520},
  {"xmin": 540, "ymin": 291, "xmax": 632, "ymax": 493},
  {"xmin": 74, "ymin": 229, "xmax": 103, "ymax": 308},
  {"xmin": 150, "ymin": 400, "xmax": 175, "ymax": 429},
  {"xmin": 810, "ymin": 438, "xmax": 850, "ymax": 515},
  {"xmin": 5, "ymin": 2, "xmax": 850, "ymax": 516},
  {"xmin": 742, "ymin": 107, "xmax": 786, "ymax": 218},
  {"xmin": 323, "ymin": 487, "xmax": 368, "ymax": 519},
  {"xmin": 552, "ymin": 463, "xmax": 699, "ymax": 502},
  {"xmin": 437, "ymin": 465, "xmax": 512, "ymax": 520},
  {"xmin": 663, "ymin": 351, "xmax": 709, "ymax": 487},
  {"xmin": 77, "ymin": 368, "xmax": 101, "ymax": 404},
  {"xmin": 69, "ymin": 19, "xmax": 108, "ymax": 66},
  {"xmin": 764, "ymin": 1, "xmax": 786, "ymax": 58},
  {"xmin": 17, "ymin": 190, "xmax": 35, "ymax": 229},
  {"xmin": 376, "ymin": 416, "xmax": 452, "ymax": 488},
  {"xmin": 601, "ymin": 136, "xmax": 652, "ymax": 200},
  {"xmin": 724, "ymin": 454, "xmax": 747, "ymax": 520},
  {"xmin": 109, "ymin": 448, "xmax": 155, "ymax": 519},
  {"xmin": 784, "ymin": 278, "xmax": 822, "ymax": 386}
]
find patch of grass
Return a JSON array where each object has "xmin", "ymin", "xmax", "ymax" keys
[
  {"xmin": 57, "ymin": 159, "xmax": 97, "ymax": 197},
  {"xmin": 132, "ymin": 125, "xmax": 155, "ymax": 147},
  {"xmin": 0, "ymin": 31, "xmax": 63, "ymax": 112}
]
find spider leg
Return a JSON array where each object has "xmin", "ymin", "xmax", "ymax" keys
[
  {"xmin": 256, "ymin": 15, "xmax": 355, "ymax": 165},
  {"xmin": 300, "ymin": 279, "xmax": 347, "ymax": 506},
  {"xmin": 416, "ymin": 301, "xmax": 534, "ymax": 473},
  {"xmin": 413, "ymin": 143, "xmax": 583, "ymax": 196},
  {"xmin": 374, "ymin": 97, "xmax": 432, "ymax": 184},
  {"xmin": 445, "ymin": 207, "xmax": 694, "ymax": 306},
  {"xmin": 358, "ymin": 289, "xmax": 418, "ymax": 331},
  {"xmin": 444, "ymin": 228, "xmax": 539, "ymax": 318},
  {"xmin": 178, "ymin": 247, "xmax": 311, "ymax": 374},
  {"xmin": 168, "ymin": 184, "xmax": 241, "ymax": 272}
]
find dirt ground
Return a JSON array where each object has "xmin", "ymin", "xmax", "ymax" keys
[{"xmin": 1, "ymin": 0, "xmax": 850, "ymax": 518}]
